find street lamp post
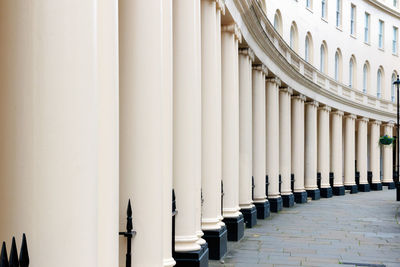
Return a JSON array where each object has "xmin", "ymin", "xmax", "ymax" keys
[{"xmin": 393, "ymin": 75, "xmax": 400, "ymax": 201}]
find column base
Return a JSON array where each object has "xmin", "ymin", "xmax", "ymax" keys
[
  {"xmin": 268, "ymin": 197, "xmax": 283, "ymax": 212},
  {"xmin": 371, "ymin": 183, "xmax": 382, "ymax": 191},
  {"xmin": 282, "ymin": 194, "xmax": 294, "ymax": 207},
  {"xmin": 174, "ymin": 243, "xmax": 209, "ymax": 267},
  {"xmin": 294, "ymin": 191, "xmax": 307, "ymax": 204},
  {"xmin": 345, "ymin": 185, "xmax": 358, "ymax": 194},
  {"xmin": 382, "ymin": 182, "xmax": 395, "ymax": 189},
  {"xmin": 358, "ymin": 183, "xmax": 370, "ymax": 192},
  {"xmin": 306, "ymin": 189, "xmax": 320, "ymax": 200},
  {"xmin": 254, "ymin": 201, "xmax": 270, "ymax": 219},
  {"xmin": 320, "ymin": 187, "xmax": 332, "ymax": 198},
  {"xmin": 333, "ymin": 186, "xmax": 345, "ymax": 196},
  {"xmin": 202, "ymin": 225, "xmax": 227, "ymax": 260},
  {"xmin": 241, "ymin": 206, "xmax": 257, "ymax": 228},
  {"xmin": 223, "ymin": 214, "xmax": 244, "ymax": 242}
]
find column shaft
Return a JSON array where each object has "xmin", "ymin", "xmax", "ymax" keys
[
  {"xmin": 357, "ymin": 118, "xmax": 369, "ymax": 185},
  {"xmin": 330, "ymin": 111, "xmax": 344, "ymax": 193},
  {"xmin": 369, "ymin": 121, "xmax": 382, "ymax": 186},
  {"xmin": 344, "ymin": 115, "xmax": 357, "ymax": 192},
  {"xmin": 305, "ymin": 101, "xmax": 320, "ymax": 199},
  {"xmin": 173, "ymin": 0, "xmax": 203, "ymax": 253},
  {"xmin": 382, "ymin": 123, "xmax": 394, "ymax": 185},
  {"xmin": 317, "ymin": 106, "xmax": 332, "ymax": 197}
]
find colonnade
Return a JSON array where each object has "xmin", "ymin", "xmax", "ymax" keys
[{"xmin": 0, "ymin": 0, "xmax": 396, "ymax": 267}]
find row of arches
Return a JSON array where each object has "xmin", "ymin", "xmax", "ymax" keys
[{"xmin": 272, "ymin": 9, "xmax": 398, "ymax": 101}]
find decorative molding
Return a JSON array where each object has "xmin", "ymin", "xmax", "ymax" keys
[
  {"xmin": 383, "ymin": 121, "xmax": 395, "ymax": 128},
  {"xmin": 318, "ymin": 105, "xmax": 331, "ymax": 112},
  {"xmin": 357, "ymin": 117, "xmax": 369, "ymax": 123},
  {"xmin": 265, "ymin": 77, "xmax": 281, "ymax": 87},
  {"xmin": 252, "ymin": 64, "xmax": 268, "ymax": 76},
  {"xmin": 292, "ymin": 94, "xmax": 306, "ymax": 102},
  {"xmin": 344, "ymin": 114, "xmax": 357, "ymax": 120},
  {"xmin": 216, "ymin": 0, "xmax": 226, "ymax": 14},
  {"xmin": 370, "ymin": 120, "xmax": 382, "ymax": 126},
  {"xmin": 222, "ymin": 23, "xmax": 242, "ymax": 42},
  {"xmin": 305, "ymin": 100, "xmax": 319, "ymax": 108},
  {"xmin": 239, "ymin": 47, "xmax": 255, "ymax": 62},
  {"xmin": 331, "ymin": 110, "xmax": 344, "ymax": 117},
  {"xmin": 279, "ymin": 87, "xmax": 293, "ymax": 95}
]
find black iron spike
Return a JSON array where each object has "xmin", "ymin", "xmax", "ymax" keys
[
  {"xmin": 0, "ymin": 242, "xmax": 9, "ymax": 267},
  {"xmin": 119, "ymin": 199, "xmax": 136, "ymax": 267},
  {"xmin": 127, "ymin": 199, "xmax": 133, "ymax": 232},
  {"xmin": 8, "ymin": 238, "xmax": 18, "ymax": 267},
  {"xmin": 19, "ymin": 234, "xmax": 29, "ymax": 267}
]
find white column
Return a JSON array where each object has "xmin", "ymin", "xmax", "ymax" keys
[
  {"xmin": 0, "ymin": 1, "xmax": 110, "ymax": 266},
  {"xmin": 382, "ymin": 123, "xmax": 394, "ymax": 185},
  {"xmin": 369, "ymin": 120, "xmax": 382, "ymax": 186},
  {"xmin": 344, "ymin": 114, "xmax": 357, "ymax": 190},
  {"xmin": 173, "ymin": 0, "xmax": 203, "ymax": 253},
  {"xmin": 279, "ymin": 87, "xmax": 294, "ymax": 202},
  {"xmin": 305, "ymin": 101, "xmax": 320, "ymax": 199},
  {"xmin": 291, "ymin": 94, "xmax": 307, "ymax": 202},
  {"xmin": 201, "ymin": 0, "xmax": 223, "ymax": 233},
  {"xmin": 221, "ymin": 23, "xmax": 242, "ymax": 219},
  {"xmin": 266, "ymin": 77, "xmax": 283, "ymax": 211},
  {"xmin": 330, "ymin": 110, "xmax": 345, "ymax": 192},
  {"xmin": 357, "ymin": 117, "xmax": 369, "ymax": 186},
  {"xmin": 252, "ymin": 65, "xmax": 269, "ymax": 215},
  {"xmin": 120, "ymin": 0, "xmax": 174, "ymax": 265},
  {"xmin": 239, "ymin": 48, "xmax": 255, "ymax": 211},
  {"xmin": 317, "ymin": 106, "xmax": 332, "ymax": 196}
]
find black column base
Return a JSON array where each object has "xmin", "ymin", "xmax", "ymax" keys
[
  {"xmin": 223, "ymin": 214, "xmax": 244, "ymax": 242},
  {"xmin": 281, "ymin": 194, "xmax": 295, "ymax": 207},
  {"xmin": 174, "ymin": 243, "xmax": 209, "ymax": 267},
  {"xmin": 306, "ymin": 189, "xmax": 320, "ymax": 200},
  {"xmin": 382, "ymin": 182, "xmax": 396, "ymax": 189},
  {"xmin": 333, "ymin": 186, "xmax": 345, "ymax": 196},
  {"xmin": 371, "ymin": 183, "xmax": 382, "ymax": 191},
  {"xmin": 345, "ymin": 185, "xmax": 358, "ymax": 194},
  {"xmin": 320, "ymin": 187, "xmax": 332, "ymax": 198},
  {"xmin": 268, "ymin": 196, "xmax": 283, "ymax": 212},
  {"xmin": 240, "ymin": 206, "xmax": 257, "ymax": 228},
  {"xmin": 254, "ymin": 201, "xmax": 270, "ymax": 219},
  {"xmin": 294, "ymin": 191, "xmax": 307, "ymax": 203},
  {"xmin": 358, "ymin": 183, "xmax": 370, "ymax": 192},
  {"xmin": 202, "ymin": 225, "xmax": 227, "ymax": 260}
]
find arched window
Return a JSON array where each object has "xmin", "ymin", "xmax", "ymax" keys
[
  {"xmin": 290, "ymin": 22, "xmax": 299, "ymax": 52},
  {"xmin": 362, "ymin": 63, "xmax": 369, "ymax": 93},
  {"xmin": 377, "ymin": 68, "xmax": 383, "ymax": 98},
  {"xmin": 392, "ymin": 73, "xmax": 397, "ymax": 102},
  {"xmin": 305, "ymin": 33, "xmax": 313, "ymax": 63},
  {"xmin": 349, "ymin": 56, "xmax": 356, "ymax": 88},
  {"xmin": 274, "ymin": 10, "xmax": 283, "ymax": 35},
  {"xmin": 320, "ymin": 42, "xmax": 328, "ymax": 73},
  {"xmin": 334, "ymin": 49, "xmax": 342, "ymax": 82}
]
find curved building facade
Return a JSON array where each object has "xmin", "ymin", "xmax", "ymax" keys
[{"xmin": 0, "ymin": 0, "xmax": 398, "ymax": 266}]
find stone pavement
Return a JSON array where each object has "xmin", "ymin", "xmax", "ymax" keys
[{"xmin": 210, "ymin": 188, "xmax": 400, "ymax": 267}]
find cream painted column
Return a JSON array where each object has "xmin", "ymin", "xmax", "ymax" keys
[
  {"xmin": 330, "ymin": 110, "xmax": 345, "ymax": 195},
  {"xmin": 266, "ymin": 77, "xmax": 283, "ymax": 212},
  {"xmin": 317, "ymin": 105, "xmax": 332, "ymax": 198},
  {"xmin": 279, "ymin": 87, "xmax": 295, "ymax": 207},
  {"xmin": 221, "ymin": 23, "xmax": 244, "ymax": 241},
  {"xmin": 357, "ymin": 117, "xmax": 370, "ymax": 191},
  {"xmin": 0, "ymin": 1, "xmax": 115, "ymax": 266},
  {"xmin": 120, "ymin": 0, "xmax": 174, "ymax": 266},
  {"xmin": 291, "ymin": 95, "xmax": 308, "ymax": 203},
  {"xmin": 172, "ymin": 0, "xmax": 208, "ymax": 263},
  {"xmin": 382, "ymin": 122, "xmax": 395, "ymax": 188},
  {"xmin": 344, "ymin": 114, "xmax": 358, "ymax": 193},
  {"xmin": 305, "ymin": 101, "xmax": 320, "ymax": 200},
  {"xmin": 369, "ymin": 120, "xmax": 383, "ymax": 190},
  {"xmin": 239, "ymin": 48, "xmax": 257, "ymax": 228},
  {"xmin": 252, "ymin": 65, "xmax": 270, "ymax": 219},
  {"xmin": 200, "ymin": 0, "xmax": 227, "ymax": 260}
]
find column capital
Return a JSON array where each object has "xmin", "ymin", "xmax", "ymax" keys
[
  {"xmin": 279, "ymin": 87, "xmax": 293, "ymax": 95},
  {"xmin": 344, "ymin": 114, "xmax": 357, "ymax": 120},
  {"xmin": 252, "ymin": 64, "xmax": 268, "ymax": 76},
  {"xmin": 239, "ymin": 47, "xmax": 255, "ymax": 62},
  {"xmin": 305, "ymin": 100, "xmax": 319, "ymax": 108},
  {"xmin": 357, "ymin": 117, "xmax": 369, "ymax": 123},
  {"xmin": 222, "ymin": 23, "xmax": 242, "ymax": 42},
  {"xmin": 331, "ymin": 110, "xmax": 344, "ymax": 117},
  {"xmin": 318, "ymin": 105, "xmax": 331, "ymax": 112},
  {"xmin": 291, "ymin": 94, "xmax": 306, "ymax": 102},
  {"xmin": 265, "ymin": 77, "xmax": 281, "ymax": 87},
  {"xmin": 216, "ymin": 0, "xmax": 225, "ymax": 14},
  {"xmin": 383, "ymin": 121, "xmax": 395, "ymax": 128},
  {"xmin": 370, "ymin": 120, "xmax": 382, "ymax": 126}
]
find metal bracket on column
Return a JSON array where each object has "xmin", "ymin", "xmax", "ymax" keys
[
  {"xmin": 221, "ymin": 180, "xmax": 224, "ymax": 216},
  {"xmin": 252, "ymin": 176, "xmax": 255, "ymax": 200},
  {"xmin": 265, "ymin": 175, "xmax": 269, "ymax": 197},
  {"xmin": 172, "ymin": 189, "xmax": 177, "ymax": 256},
  {"xmin": 119, "ymin": 199, "xmax": 136, "ymax": 267}
]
